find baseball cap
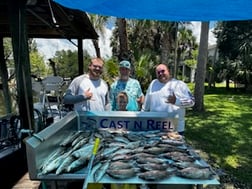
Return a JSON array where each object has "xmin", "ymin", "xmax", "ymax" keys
[{"xmin": 119, "ymin": 60, "xmax": 131, "ymax": 69}]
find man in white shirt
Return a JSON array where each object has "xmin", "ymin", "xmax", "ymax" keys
[
  {"xmin": 142, "ymin": 64, "xmax": 195, "ymax": 135},
  {"xmin": 63, "ymin": 58, "xmax": 110, "ymax": 111}
]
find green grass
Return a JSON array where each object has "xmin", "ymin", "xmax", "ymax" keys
[{"xmin": 185, "ymin": 86, "xmax": 252, "ymax": 186}]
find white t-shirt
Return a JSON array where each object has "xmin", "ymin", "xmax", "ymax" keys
[
  {"xmin": 66, "ymin": 74, "xmax": 109, "ymax": 111},
  {"xmin": 142, "ymin": 78, "xmax": 194, "ymax": 132}
]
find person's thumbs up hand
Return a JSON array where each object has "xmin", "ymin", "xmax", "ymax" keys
[
  {"xmin": 167, "ymin": 92, "xmax": 176, "ymax": 104},
  {"xmin": 84, "ymin": 88, "xmax": 93, "ymax": 99}
]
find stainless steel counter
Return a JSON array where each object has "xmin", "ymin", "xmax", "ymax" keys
[{"xmin": 25, "ymin": 111, "xmax": 219, "ymax": 187}]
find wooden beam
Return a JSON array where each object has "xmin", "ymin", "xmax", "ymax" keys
[
  {"xmin": 0, "ymin": 36, "xmax": 12, "ymax": 113},
  {"xmin": 78, "ymin": 38, "xmax": 83, "ymax": 75},
  {"xmin": 8, "ymin": 0, "xmax": 34, "ymax": 130}
]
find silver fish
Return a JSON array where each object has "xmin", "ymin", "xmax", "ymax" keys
[
  {"xmin": 137, "ymin": 163, "xmax": 170, "ymax": 171},
  {"xmin": 40, "ymin": 147, "xmax": 65, "ymax": 170},
  {"xmin": 59, "ymin": 131, "xmax": 82, "ymax": 147},
  {"xmin": 67, "ymin": 156, "xmax": 87, "ymax": 173},
  {"xmin": 72, "ymin": 143, "xmax": 94, "ymax": 159},
  {"xmin": 113, "ymin": 136, "xmax": 130, "ymax": 144},
  {"xmin": 97, "ymin": 129, "xmax": 113, "ymax": 138},
  {"xmin": 97, "ymin": 146, "xmax": 121, "ymax": 159},
  {"xmin": 161, "ymin": 151, "xmax": 188, "ymax": 159},
  {"xmin": 172, "ymin": 161, "xmax": 209, "ymax": 169},
  {"xmin": 143, "ymin": 146, "xmax": 169, "ymax": 155},
  {"xmin": 161, "ymin": 139, "xmax": 185, "ymax": 146},
  {"xmin": 109, "ymin": 161, "xmax": 133, "ymax": 170},
  {"xmin": 113, "ymin": 148, "xmax": 132, "ymax": 156},
  {"xmin": 71, "ymin": 134, "xmax": 86, "ymax": 147},
  {"xmin": 138, "ymin": 170, "xmax": 171, "ymax": 181},
  {"xmin": 111, "ymin": 154, "xmax": 133, "ymax": 161},
  {"xmin": 177, "ymin": 167, "xmax": 214, "ymax": 179},
  {"xmin": 41, "ymin": 152, "xmax": 66, "ymax": 174},
  {"xmin": 170, "ymin": 155, "xmax": 195, "ymax": 162},
  {"xmin": 136, "ymin": 157, "xmax": 168, "ymax": 164},
  {"xmin": 41, "ymin": 148, "xmax": 75, "ymax": 174},
  {"xmin": 72, "ymin": 137, "xmax": 89, "ymax": 151},
  {"xmin": 131, "ymin": 146, "xmax": 145, "ymax": 154},
  {"xmin": 124, "ymin": 141, "xmax": 141, "ymax": 149},
  {"xmin": 132, "ymin": 152, "xmax": 155, "ymax": 159},
  {"xmin": 93, "ymin": 161, "xmax": 110, "ymax": 182},
  {"xmin": 106, "ymin": 168, "xmax": 138, "ymax": 179},
  {"xmin": 55, "ymin": 155, "xmax": 75, "ymax": 174},
  {"xmin": 157, "ymin": 143, "xmax": 187, "ymax": 153},
  {"xmin": 106, "ymin": 142, "xmax": 126, "ymax": 148},
  {"xmin": 126, "ymin": 133, "xmax": 143, "ymax": 141}
]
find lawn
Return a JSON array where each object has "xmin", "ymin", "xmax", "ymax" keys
[{"xmin": 185, "ymin": 85, "xmax": 252, "ymax": 187}]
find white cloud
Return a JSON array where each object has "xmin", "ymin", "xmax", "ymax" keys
[
  {"xmin": 189, "ymin": 21, "xmax": 216, "ymax": 45},
  {"xmin": 35, "ymin": 27, "xmax": 112, "ymax": 60},
  {"xmin": 36, "ymin": 22, "xmax": 216, "ymax": 61}
]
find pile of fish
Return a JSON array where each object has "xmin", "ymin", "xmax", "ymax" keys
[{"xmin": 39, "ymin": 129, "xmax": 216, "ymax": 182}]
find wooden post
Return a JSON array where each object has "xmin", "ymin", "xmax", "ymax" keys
[
  {"xmin": 8, "ymin": 0, "xmax": 34, "ymax": 130},
  {"xmin": 78, "ymin": 38, "xmax": 84, "ymax": 75}
]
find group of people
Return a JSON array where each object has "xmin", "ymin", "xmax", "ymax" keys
[{"xmin": 63, "ymin": 57, "xmax": 195, "ymax": 135}]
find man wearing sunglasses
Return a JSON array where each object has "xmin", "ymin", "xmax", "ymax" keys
[{"xmin": 142, "ymin": 63, "xmax": 195, "ymax": 135}]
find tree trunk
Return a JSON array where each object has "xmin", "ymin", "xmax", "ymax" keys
[
  {"xmin": 193, "ymin": 22, "xmax": 209, "ymax": 112},
  {"xmin": 48, "ymin": 59, "xmax": 57, "ymax": 76},
  {"xmin": 117, "ymin": 18, "xmax": 128, "ymax": 60},
  {"xmin": 173, "ymin": 25, "xmax": 179, "ymax": 78},
  {"xmin": 208, "ymin": 45, "xmax": 218, "ymax": 88},
  {"xmin": 92, "ymin": 39, "xmax": 101, "ymax": 58},
  {"xmin": 78, "ymin": 39, "xmax": 84, "ymax": 75},
  {"xmin": 161, "ymin": 31, "xmax": 170, "ymax": 66}
]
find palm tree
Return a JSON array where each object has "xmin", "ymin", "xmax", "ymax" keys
[
  {"xmin": 117, "ymin": 18, "xmax": 129, "ymax": 61},
  {"xmin": 238, "ymin": 34, "xmax": 252, "ymax": 89},
  {"xmin": 193, "ymin": 21, "xmax": 209, "ymax": 112},
  {"xmin": 176, "ymin": 25, "xmax": 197, "ymax": 80}
]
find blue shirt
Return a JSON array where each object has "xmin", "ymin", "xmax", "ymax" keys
[{"xmin": 110, "ymin": 78, "xmax": 143, "ymax": 111}]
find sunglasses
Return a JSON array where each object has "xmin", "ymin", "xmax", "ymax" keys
[{"xmin": 157, "ymin": 69, "xmax": 165, "ymax": 75}]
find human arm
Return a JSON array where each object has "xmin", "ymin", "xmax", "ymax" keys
[
  {"xmin": 137, "ymin": 95, "xmax": 144, "ymax": 103},
  {"xmin": 141, "ymin": 85, "xmax": 151, "ymax": 112},
  {"xmin": 63, "ymin": 89, "xmax": 85, "ymax": 104},
  {"xmin": 104, "ymin": 83, "xmax": 111, "ymax": 111},
  {"xmin": 171, "ymin": 81, "xmax": 195, "ymax": 108},
  {"xmin": 135, "ymin": 80, "xmax": 145, "ymax": 110},
  {"xmin": 63, "ymin": 75, "xmax": 92, "ymax": 105}
]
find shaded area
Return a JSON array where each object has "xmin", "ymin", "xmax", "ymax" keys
[
  {"xmin": 185, "ymin": 88, "xmax": 252, "ymax": 188},
  {"xmin": 0, "ymin": 0, "xmax": 98, "ymax": 39},
  {"xmin": 0, "ymin": 146, "xmax": 27, "ymax": 189}
]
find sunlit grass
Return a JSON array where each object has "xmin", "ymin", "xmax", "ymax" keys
[{"xmin": 185, "ymin": 86, "xmax": 252, "ymax": 185}]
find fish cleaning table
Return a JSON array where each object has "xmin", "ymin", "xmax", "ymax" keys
[{"xmin": 25, "ymin": 111, "xmax": 219, "ymax": 187}]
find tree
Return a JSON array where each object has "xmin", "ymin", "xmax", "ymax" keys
[
  {"xmin": 52, "ymin": 49, "xmax": 92, "ymax": 78},
  {"xmin": 117, "ymin": 18, "xmax": 129, "ymax": 61},
  {"xmin": 53, "ymin": 50, "xmax": 79, "ymax": 78},
  {"xmin": 214, "ymin": 21, "xmax": 252, "ymax": 89},
  {"xmin": 176, "ymin": 25, "xmax": 198, "ymax": 80},
  {"xmin": 28, "ymin": 39, "xmax": 47, "ymax": 77},
  {"xmin": 193, "ymin": 21, "xmax": 209, "ymax": 112},
  {"xmin": 0, "ymin": 38, "xmax": 46, "ymax": 114}
]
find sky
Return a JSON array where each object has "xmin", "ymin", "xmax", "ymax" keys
[{"xmin": 35, "ymin": 21, "xmax": 217, "ymax": 61}]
